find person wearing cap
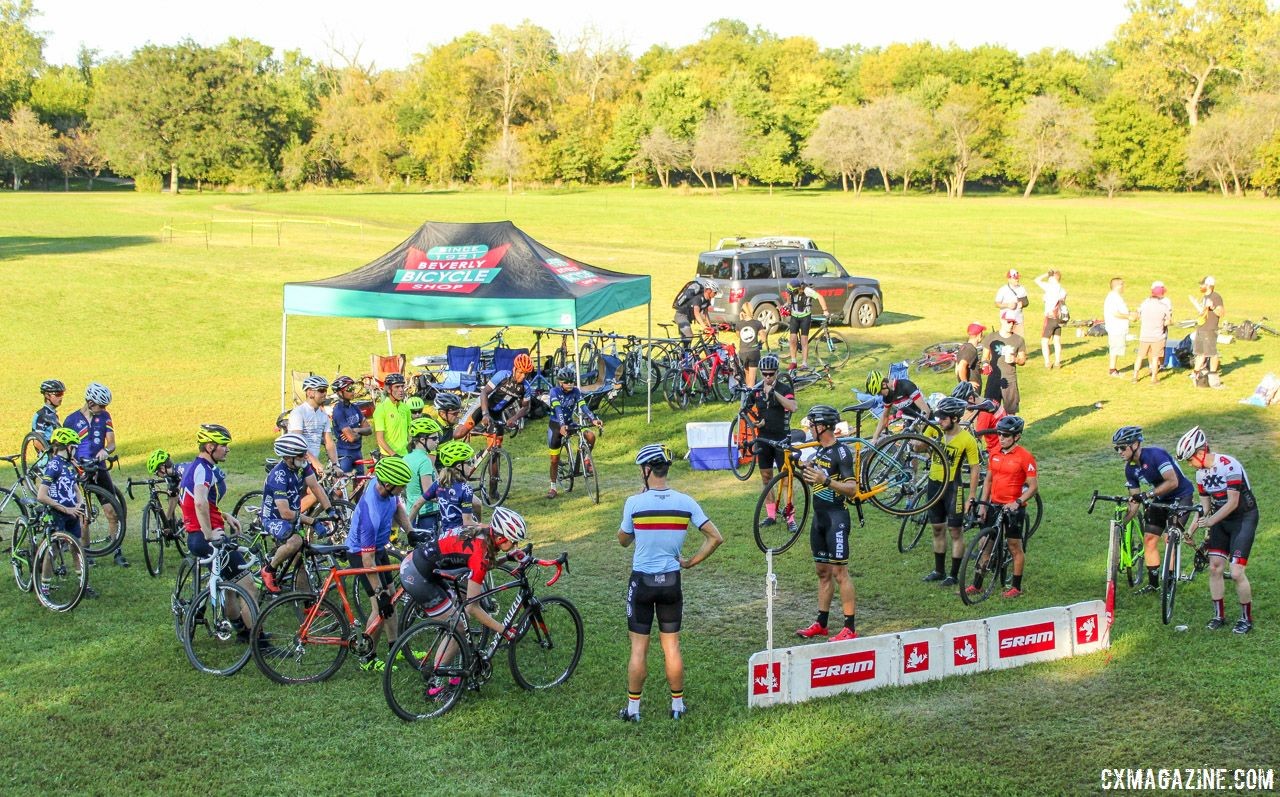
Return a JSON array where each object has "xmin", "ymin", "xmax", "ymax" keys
[
  {"xmin": 1034, "ymin": 269, "xmax": 1067, "ymax": 369},
  {"xmin": 1190, "ymin": 276, "xmax": 1224, "ymax": 389},
  {"xmin": 994, "ymin": 269, "xmax": 1030, "ymax": 338},
  {"xmin": 1133, "ymin": 281, "xmax": 1173, "ymax": 384},
  {"xmin": 1102, "ymin": 277, "xmax": 1132, "ymax": 377},
  {"xmin": 373, "ymin": 373, "xmax": 413, "ymax": 455},
  {"xmin": 955, "ymin": 323, "xmax": 985, "ymax": 390},
  {"xmin": 980, "ymin": 311, "xmax": 1028, "ymax": 414}
]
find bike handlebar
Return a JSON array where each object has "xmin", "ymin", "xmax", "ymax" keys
[{"xmin": 125, "ymin": 477, "xmax": 166, "ymax": 500}]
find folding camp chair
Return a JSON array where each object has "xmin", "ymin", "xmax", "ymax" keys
[
  {"xmin": 371, "ymin": 353, "xmax": 406, "ymax": 385},
  {"xmin": 582, "ymin": 354, "xmax": 625, "ymax": 416},
  {"xmin": 437, "ymin": 345, "xmax": 481, "ymax": 394},
  {"xmin": 488, "ymin": 347, "xmax": 529, "ymax": 379}
]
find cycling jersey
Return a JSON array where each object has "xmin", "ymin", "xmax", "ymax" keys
[
  {"xmin": 972, "ymin": 404, "xmax": 1007, "ymax": 456},
  {"xmin": 785, "ymin": 285, "xmax": 821, "ymax": 318},
  {"xmin": 752, "ymin": 377, "xmax": 795, "ymax": 437},
  {"xmin": 425, "ymin": 479, "xmax": 476, "ymax": 532},
  {"xmin": 260, "ymin": 460, "xmax": 317, "ymax": 538},
  {"xmin": 547, "ymin": 385, "xmax": 597, "ymax": 427},
  {"xmin": 414, "ymin": 530, "xmax": 493, "ymax": 586},
  {"xmin": 884, "ymin": 378, "xmax": 924, "ymax": 414},
  {"xmin": 31, "ymin": 405, "xmax": 59, "ymax": 442},
  {"xmin": 484, "ymin": 370, "xmax": 531, "ymax": 413},
  {"xmin": 330, "ymin": 399, "xmax": 366, "ymax": 458},
  {"xmin": 63, "ymin": 409, "xmax": 113, "ymax": 461},
  {"xmin": 180, "ymin": 456, "xmax": 228, "ymax": 533},
  {"xmin": 345, "ymin": 479, "xmax": 400, "ymax": 553},
  {"xmin": 620, "ymin": 488, "xmax": 709, "ymax": 574},
  {"xmin": 40, "ymin": 454, "xmax": 80, "ymax": 508},
  {"xmin": 287, "ymin": 403, "xmax": 329, "ymax": 459},
  {"xmin": 1124, "ymin": 446, "xmax": 1194, "ymax": 499},
  {"xmin": 987, "ymin": 446, "xmax": 1037, "ymax": 505},
  {"xmin": 1195, "ymin": 454, "xmax": 1256, "ymax": 515},
  {"xmin": 403, "ymin": 448, "xmax": 438, "ymax": 517},
  {"xmin": 811, "ymin": 441, "xmax": 856, "ymax": 508},
  {"xmin": 923, "ymin": 426, "xmax": 980, "ymax": 483},
  {"xmin": 372, "ymin": 398, "xmax": 412, "ymax": 455}
]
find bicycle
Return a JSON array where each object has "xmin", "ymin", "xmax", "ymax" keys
[
  {"xmin": 773, "ymin": 314, "xmax": 851, "ymax": 369},
  {"xmin": 383, "ymin": 545, "xmax": 581, "ymax": 721},
  {"xmin": 559, "ymin": 418, "xmax": 601, "ymax": 504},
  {"xmin": 11, "ymin": 502, "xmax": 88, "ymax": 612},
  {"xmin": 128, "ymin": 475, "xmax": 188, "ymax": 577},
  {"xmin": 0, "ymin": 453, "xmax": 35, "ymax": 551},
  {"xmin": 788, "ymin": 364, "xmax": 835, "ymax": 392},
  {"xmin": 1087, "ymin": 491, "xmax": 1149, "ymax": 589},
  {"xmin": 958, "ymin": 501, "xmax": 1022, "ymax": 606},
  {"xmin": 1147, "ymin": 500, "xmax": 1207, "ymax": 625},
  {"xmin": 726, "ymin": 385, "xmax": 761, "ymax": 481},
  {"xmin": 181, "ymin": 536, "xmax": 261, "ymax": 676},
  {"xmin": 912, "ymin": 342, "xmax": 963, "ymax": 373},
  {"xmin": 74, "ymin": 457, "xmax": 128, "ymax": 558},
  {"xmin": 470, "ymin": 422, "xmax": 514, "ymax": 507}
]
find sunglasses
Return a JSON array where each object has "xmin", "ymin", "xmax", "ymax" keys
[
  {"xmin": 761, "ymin": 371, "xmax": 777, "ymax": 377},
  {"xmin": 311, "ymin": 388, "xmax": 328, "ymax": 394},
  {"xmin": 46, "ymin": 391, "xmax": 65, "ymax": 397},
  {"xmin": 997, "ymin": 432, "xmax": 1016, "ymax": 438},
  {"xmin": 1113, "ymin": 444, "xmax": 1131, "ymax": 452}
]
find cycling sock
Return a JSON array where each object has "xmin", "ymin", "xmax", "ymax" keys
[
  {"xmin": 1241, "ymin": 602, "xmax": 1253, "ymax": 623},
  {"xmin": 950, "ymin": 557, "xmax": 962, "ymax": 578},
  {"xmin": 933, "ymin": 552, "xmax": 945, "ymax": 574},
  {"xmin": 627, "ymin": 690, "xmax": 641, "ymax": 715},
  {"xmin": 1213, "ymin": 598, "xmax": 1225, "ymax": 620},
  {"xmin": 843, "ymin": 615, "xmax": 856, "ymax": 633},
  {"xmin": 1148, "ymin": 566, "xmax": 1159, "ymax": 587},
  {"xmin": 670, "ymin": 690, "xmax": 684, "ymax": 712},
  {"xmin": 766, "ymin": 501, "xmax": 777, "ymax": 519},
  {"xmin": 1011, "ymin": 575, "xmax": 1023, "ymax": 590},
  {"xmin": 816, "ymin": 610, "xmax": 829, "ymax": 628}
]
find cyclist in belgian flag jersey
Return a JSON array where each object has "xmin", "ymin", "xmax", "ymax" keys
[
  {"xmin": 1113, "ymin": 425, "xmax": 1195, "ymax": 593},
  {"xmin": 796, "ymin": 405, "xmax": 859, "ymax": 642}
]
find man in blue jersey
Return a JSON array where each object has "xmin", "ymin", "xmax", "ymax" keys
[
  {"xmin": 32, "ymin": 379, "xmax": 66, "ymax": 442},
  {"xmin": 1113, "ymin": 425, "xmax": 1196, "ymax": 594},
  {"xmin": 64, "ymin": 381, "xmax": 127, "ymax": 567},
  {"xmin": 330, "ymin": 375, "xmax": 371, "ymax": 474},
  {"xmin": 545, "ymin": 365, "xmax": 603, "ymax": 499},
  {"xmin": 617, "ymin": 444, "xmax": 722, "ymax": 722}
]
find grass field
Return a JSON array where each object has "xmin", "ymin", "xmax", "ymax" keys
[{"xmin": 1, "ymin": 188, "xmax": 1278, "ymax": 796}]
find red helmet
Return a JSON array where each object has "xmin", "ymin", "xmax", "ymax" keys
[{"xmin": 513, "ymin": 353, "xmax": 534, "ymax": 375}]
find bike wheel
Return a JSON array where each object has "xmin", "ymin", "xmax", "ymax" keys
[
  {"xmin": 141, "ymin": 502, "xmax": 167, "ymax": 577},
  {"xmin": 578, "ymin": 341, "xmax": 599, "ymax": 377},
  {"xmin": 581, "ymin": 444, "xmax": 600, "ymax": 505},
  {"xmin": 33, "ymin": 532, "xmax": 87, "ymax": 612},
  {"xmin": 1160, "ymin": 539, "xmax": 1179, "ymax": 625},
  {"xmin": 11, "ymin": 515, "xmax": 35, "ymax": 592},
  {"xmin": 864, "ymin": 433, "xmax": 947, "ymax": 516},
  {"xmin": 252, "ymin": 592, "xmax": 350, "ymax": 684},
  {"xmin": 231, "ymin": 490, "xmax": 266, "ymax": 535},
  {"xmin": 564, "ymin": 437, "xmax": 580, "ymax": 494},
  {"xmin": 314, "ymin": 499, "xmax": 355, "ymax": 543},
  {"xmin": 809, "ymin": 330, "xmax": 850, "ymax": 369},
  {"xmin": 959, "ymin": 528, "xmax": 1000, "ymax": 606},
  {"xmin": 662, "ymin": 369, "xmax": 686, "ymax": 410},
  {"xmin": 1124, "ymin": 518, "xmax": 1145, "ymax": 588},
  {"xmin": 182, "ymin": 580, "xmax": 259, "ymax": 676},
  {"xmin": 509, "ymin": 596, "xmax": 584, "ymax": 690},
  {"xmin": 172, "ymin": 556, "xmax": 201, "ymax": 643},
  {"xmin": 752, "ymin": 471, "xmax": 810, "ymax": 554},
  {"xmin": 384, "ymin": 620, "xmax": 470, "ymax": 721},
  {"xmin": 728, "ymin": 418, "xmax": 757, "ymax": 481},
  {"xmin": 0, "ymin": 486, "xmax": 26, "ymax": 554},
  {"xmin": 81, "ymin": 484, "xmax": 124, "ymax": 556},
  {"xmin": 20, "ymin": 432, "xmax": 47, "ymax": 491},
  {"xmin": 476, "ymin": 447, "xmax": 513, "ymax": 507},
  {"xmin": 1024, "ymin": 492, "xmax": 1044, "ymax": 539},
  {"xmin": 897, "ymin": 491, "xmax": 931, "ymax": 554}
]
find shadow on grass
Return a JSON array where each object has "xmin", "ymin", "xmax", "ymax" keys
[
  {"xmin": 1222, "ymin": 352, "xmax": 1264, "ymax": 377},
  {"xmin": 876, "ymin": 311, "xmax": 923, "ymax": 327},
  {"xmin": 0, "ymin": 235, "xmax": 155, "ymax": 261},
  {"xmin": 1028, "ymin": 403, "xmax": 1099, "ymax": 437}
]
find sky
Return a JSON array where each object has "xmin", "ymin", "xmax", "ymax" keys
[{"xmin": 34, "ymin": 0, "xmax": 1133, "ymax": 68}]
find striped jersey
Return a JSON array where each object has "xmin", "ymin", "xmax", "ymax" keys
[{"xmin": 620, "ymin": 488, "xmax": 709, "ymax": 574}]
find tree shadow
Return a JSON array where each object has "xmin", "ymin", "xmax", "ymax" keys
[
  {"xmin": 1221, "ymin": 352, "xmax": 1264, "ymax": 377},
  {"xmin": 0, "ymin": 235, "xmax": 155, "ymax": 261},
  {"xmin": 1028, "ymin": 402, "xmax": 1099, "ymax": 438},
  {"xmin": 875, "ymin": 311, "xmax": 923, "ymax": 327}
]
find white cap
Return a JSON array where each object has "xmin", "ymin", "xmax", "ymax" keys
[{"xmin": 1202, "ymin": 275, "xmax": 1215, "ymax": 287}]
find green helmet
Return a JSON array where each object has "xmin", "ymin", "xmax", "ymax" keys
[
  {"xmin": 865, "ymin": 370, "xmax": 886, "ymax": 394},
  {"xmin": 196, "ymin": 424, "xmax": 232, "ymax": 446},
  {"xmin": 409, "ymin": 417, "xmax": 443, "ymax": 439},
  {"xmin": 437, "ymin": 440, "xmax": 476, "ymax": 468},
  {"xmin": 146, "ymin": 449, "xmax": 171, "ymax": 475},
  {"xmin": 373, "ymin": 456, "xmax": 413, "ymax": 487},
  {"xmin": 406, "ymin": 395, "xmax": 426, "ymax": 412},
  {"xmin": 49, "ymin": 426, "xmax": 80, "ymax": 447}
]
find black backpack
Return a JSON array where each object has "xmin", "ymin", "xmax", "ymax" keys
[
  {"xmin": 672, "ymin": 280, "xmax": 702, "ymax": 310},
  {"xmin": 1236, "ymin": 320, "xmax": 1259, "ymax": 341}
]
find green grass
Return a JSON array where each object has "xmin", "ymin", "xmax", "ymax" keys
[{"xmin": 1, "ymin": 187, "xmax": 1278, "ymax": 795}]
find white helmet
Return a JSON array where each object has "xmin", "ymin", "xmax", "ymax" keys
[
  {"xmin": 1175, "ymin": 426, "xmax": 1207, "ymax": 461},
  {"xmin": 302, "ymin": 375, "xmax": 329, "ymax": 391},
  {"xmin": 698, "ymin": 278, "xmax": 723, "ymax": 297},
  {"xmin": 489, "ymin": 506, "xmax": 528, "ymax": 544},
  {"xmin": 85, "ymin": 382, "xmax": 112, "ymax": 406},
  {"xmin": 273, "ymin": 433, "xmax": 309, "ymax": 457}
]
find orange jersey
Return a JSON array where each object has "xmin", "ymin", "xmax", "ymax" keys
[{"xmin": 988, "ymin": 445, "xmax": 1036, "ymax": 504}]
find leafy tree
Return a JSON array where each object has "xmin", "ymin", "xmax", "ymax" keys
[
  {"xmin": 1010, "ymin": 94, "xmax": 1095, "ymax": 196},
  {"xmin": 56, "ymin": 127, "xmax": 105, "ymax": 189},
  {"xmin": 0, "ymin": 0, "xmax": 44, "ymax": 118},
  {"xmin": 1093, "ymin": 91, "xmax": 1186, "ymax": 189},
  {"xmin": 931, "ymin": 84, "xmax": 997, "ymax": 197},
  {"xmin": 29, "ymin": 65, "xmax": 90, "ymax": 132},
  {"xmin": 745, "ymin": 129, "xmax": 797, "ymax": 192},
  {"xmin": 1186, "ymin": 94, "xmax": 1280, "ymax": 194},
  {"xmin": 862, "ymin": 94, "xmax": 931, "ymax": 191},
  {"xmin": 627, "ymin": 126, "xmax": 687, "ymax": 187},
  {"xmin": 691, "ymin": 107, "xmax": 749, "ymax": 190},
  {"xmin": 0, "ymin": 104, "xmax": 57, "ymax": 189},
  {"xmin": 803, "ymin": 105, "xmax": 872, "ymax": 193}
]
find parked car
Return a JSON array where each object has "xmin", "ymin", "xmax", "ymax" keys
[{"xmin": 695, "ymin": 239, "xmax": 883, "ymax": 330}]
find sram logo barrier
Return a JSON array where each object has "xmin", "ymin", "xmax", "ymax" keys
[{"xmin": 747, "ymin": 601, "xmax": 1108, "ymax": 708}]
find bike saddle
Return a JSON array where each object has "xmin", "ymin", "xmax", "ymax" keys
[
  {"xmin": 307, "ymin": 543, "xmax": 348, "ymax": 556},
  {"xmin": 432, "ymin": 566, "xmax": 472, "ymax": 582},
  {"xmin": 842, "ymin": 400, "xmax": 878, "ymax": 413},
  {"xmin": 971, "ymin": 399, "xmax": 999, "ymax": 413}
]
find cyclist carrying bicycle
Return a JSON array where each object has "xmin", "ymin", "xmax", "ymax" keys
[
  {"xmin": 345, "ymin": 456, "xmax": 416, "ymax": 668},
  {"xmin": 866, "ymin": 370, "xmax": 931, "ymax": 441},
  {"xmin": 33, "ymin": 379, "xmax": 66, "ymax": 442},
  {"xmin": 404, "ymin": 417, "xmax": 444, "ymax": 539},
  {"xmin": 783, "ymin": 280, "xmax": 829, "ymax": 370},
  {"xmin": 971, "ymin": 415, "xmax": 1038, "ymax": 599},
  {"xmin": 546, "ymin": 365, "xmax": 603, "ymax": 499},
  {"xmin": 260, "ymin": 434, "xmax": 337, "ymax": 594},
  {"xmin": 426, "ymin": 440, "xmax": 481, "ymax": 537},
  {"xmin": 1176, "ymin": 426, "xmax": 1258, "ymax": 634},
  {"xmin": 796, "ymin": 405, "xmax": 860, "ymax": 642},
  {"xmin": 431, "ymin": 392, "xmax": 464, "ymax": 444},
  {"xmin": 330, "ymin": 375, "xmax": 371, "ymax": 475},
  {"xmin": 37, "ymin": 427, "xmax": 95, "ymax": 598},
  {"xmin": 751, "ymin": 354, "xmax": 800, "ymax": 527},
  {"xmin": 1112, "ymin": 425, "xmax": 1195, "ymax": 595},
  {"xmin": 918, "ymin": 397, "xmax": 982, "ymax": 587},
  {"xmin": 64, "ymin": 381, "xmax": 127, "ymax": 567}
]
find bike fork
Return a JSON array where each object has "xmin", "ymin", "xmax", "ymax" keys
[{"xmin": 853, "ymin": 498, "xmax": 866, "ymax": 528}]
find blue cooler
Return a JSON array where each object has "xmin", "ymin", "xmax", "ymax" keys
[{"xmin": 686, "ymin": 422, "xmax": 733, "ymax": 470}]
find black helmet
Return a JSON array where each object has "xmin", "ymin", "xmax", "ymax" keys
[
  {"xmin": 384, "ymin": 373, "xmax": 406, "ymax": 387},
  {"xmin": 40, "ymin": 379, "xmax": 66, "ymax": 394},
  {"xmin": 994, "ymin": 415, "xmax": 1025, "ymax": 436},
  {"xmin": 933, "ymin": 397, "xmax": 968, "ymax": 419},
  {"xmin": 1112, "ymin": 426, "xmax": 1143, "ymax": 447},
  {"xmin": 433, "ymin": 392, "xmax": 462, "ymax": 411},
  {"xmin": 806, "ymin": 404, "xmax": 841, "ymax": 429},
  {"xmin": 950, "ymin": 381, "xmax": 978, "ymax": 402}
]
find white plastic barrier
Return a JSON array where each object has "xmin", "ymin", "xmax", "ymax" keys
[
  {"xmin": 941, "ymin": 619, "xmax": 988, "ymax": 677},
  {"xmin": 793, "ymin": 634, "xmax": 898, "ymax": 700},
  {"xmin": 1068, "ymin": 600, "xmax": 1109, "ymax": 656},
  {"xmin": 896, "ymin": 627, "xmax": 946, "ymax": 686},
  {"xmin": 984, "ymin": 607, "xmax": 1072, "ymax": 671},
  {"xmin": 747, "ymin": 650, "xmax": 788, "ymax": 707}
]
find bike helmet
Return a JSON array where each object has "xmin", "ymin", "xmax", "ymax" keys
[
  {"xmin": 1176, "ymin": 426, "xmax": 1208, "ymax": 461},
  {"xmin": 302, "ymin": 375, "xmax": 329, "ymax": 392},
  {"xmin": 49, "ymin": 426, "xmax": 80, "ymax": 447},
  {"xmin": 513, "ymin": 353, "xmax": 535, "ymax": 375},
  {"xmin": 635, "ymin": 443, "xmax": 673, "ymax": 466},
  {"xmin": 865, "ymin": 370, "xmax": 886, "ymax": 395},
  {"xmin": 786, "ymin": 280, "xmax": 804, "ymax": 293},
  {"xmin": 40, "ymin": 379, "xmax": 65, "ymax": 394},
  {"xmin": 759, "ymin": 354, "xmax": 780, "ymax": 373},
  {"xmin": 489, "ymin": 506, "xmax": 528, "ymax": 544},
  {"xmin": 437, "ymin": 440, "xmax": 476, "ymax": 468},
  {"xmin": 556, "ymin": 365, "xmax": 577, "ymax": 383},
  {"xmin": 146, "ymin": 448, "xmax": 171, "ymax": 474},
  {"xmin": 331, "ymin": 375, "xmax": 356, "ymax": 392},
  {"xmin": 85, "ymin": 381, "xmax": 112, "ymax": 406},
  {"xmin": 698, "ymin": 278, "xmax": 723, "ymax": 297},
  {"xmin": 434, "ymin": 392, "xmax": 462, "ymax": 411},
  {"xmin": 373, "ymin": 456, "xmax": 413, "ymax": 487},
  {"xmin": 196, "ymin": 423, "xmax": 232, "ymax": 446},
  {"xmin": 273, "ymin": 433, "xmax": 309, "ymax": 457},
  {"xmin": 806, "ymin": 404, "xmax": 841, "ymax": 429},
  {"xmin": 950, "ymin": 381, "xmax": 979, "ymax": 401},
  {"xmin": 994, "ymin": 415, "xmax": 1025, "ymax": 436},
  {"xmin": 1111, "ymin": 426, "xmax": 1144, "ymax": 447},
  {"xmin": 933, "ymin": 397, "xmax": 968, "ymax": 419},
  {"xmin": 409, "ymin": 417, "xmax": 443, "ymax": 439},
  {"xmin": 406, "ymin": 395, "xmax": 426, "ymax": 412},
  {"xmin": 384, "ymin": 373, "xmax": 406, "ymax": 387}
]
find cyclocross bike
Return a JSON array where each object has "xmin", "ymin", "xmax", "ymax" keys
[
  {"xmin": 470, "ymin": 420, "xmax": 514, "ymax": 507},
  {"xmin": 726, "ymin": 385, "xmax": 761, "ymax": 481},
  {"xmin": 1087, "ymin": 491, "xmax": 1149, "ymax": 589},
  {"xmin": 771, "ymin": 314, "xmax": 851, "ymax": 369},
  {"xmin": 128, "ymin": 475, "xmax": 188, "ymax": 577},
  {"xmin": 1147, "ymin": 499, "xmax": 1208, "ymax": 625},
  {"xmin": 558, "ymin": 417, "xmax": 601, "ymax": 504},
  {"xmin": 10, "ymin": 500, "xmax": 88, "ymax": 612},
  {"xmin": 180, "ymin": 536, "xmax": 261, "ymax": 676},
  {"xmin": 958, "ymin": 501, "xmax": 1023, "ymax": 606}
]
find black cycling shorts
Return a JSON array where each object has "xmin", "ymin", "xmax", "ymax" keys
[
  {"xmin": 926, "ymin": 479, "xmax": 965, "ymax": 527},
  {"xmin": 739, "ymin": 349, "xmax": 760, "ymax": 369},
  {"xmin": 626, "ymin": 569, "xmax": 682, "ymax": 634},
  {"xmin": 753, "ymin": 438, "xmax": 787, "ymax": 470},
  {"xmin": 810, "ymin": 505, "xmax": 851, "ymax": 564},
  {"xmin": 788, "ymin": 315, "xmax": 814, "ymax": 336},
  {"xmin": 1207, "ymin": 506, "xmax": 1258, "ymax": 566},
  {"xmin": 985, "ymin": 506, "xmax": 1027, "ymax": 541},
  {"xmin": 346, "ymin": 549, "xmax": 393, "ymax": 595},
  {"xmin": 1145, "ymin": 493, "xmax": 1193, "ymax": 533},
  {"xmin": 399, "ymin": 555, "xmax": 454, "ymax": 617}
]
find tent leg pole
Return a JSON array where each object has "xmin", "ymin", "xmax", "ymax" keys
[
  {"xmin": 386, "ymin": 329, "xmax": 394, "ymax": 356},
  {"xmin": 281, "ymin": 312, "xmax": 288, "ymax": 413},
  {"xmin": 573, "ymin": 327, "xmax": 581, "ymax": 391},
  {"xmin": 646, "ymin": 302, "xmax": 652, "ymax": 425}
]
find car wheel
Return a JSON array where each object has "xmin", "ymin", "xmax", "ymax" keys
[
  {"xmin": 754, "ymin": 303, "xmax": 780, "ymax": 334},
  {"xmin": 850, "ymin": 297, "xmax": 878, "ymax": 328}
]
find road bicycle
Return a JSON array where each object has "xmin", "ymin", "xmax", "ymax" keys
[
  {"xmin": 1087, "ymin": 491, "xmax": 1149, "ymax": 589},
  {"xmin": 0, "ymin": 453, "xmax": 35, "ymax": 553},
  {"xmin": 11, "ymin": 502, "xmax": 88, "ymax": 612},
  {"xmin": 181, "ymin": 536, "xmax": 261, "ymax": 676},
  {"xmin": 74, "ymin": 457, "xmax": 128, "ymax": 558},
  {"xmin": 383, "ymin": 545, "xmax": 581, "ymax": 721},
  {"xmin": 558, "ymin": 418, "xmax": 601, "ymax": 504},
  {"xmin": 470, "ymin": 422, "xmax": 513, "ymax": 507},
  {"xmin": 128, "ymin": 475, "xmax": 188, "ymax": 577},
  {"xmin": 913, "ymin": 342, "xmax": 963, "ymax": 373},
  {"xmin": 789, "ymin": 364, "xmax": 835, "ymax": 392},
  {"xmin": 958, "ymin": 502, "xmax": 1022, "ymax": 606},
  {"xmin": 772, "ymin": 314, "xmax": 851, "ymax": 369},
  {"xmin": 726, "ymin": 386, "xmax": 761, "ymax": 481},
  {"xmin": 1148, "ymin": 499, "xmax": 1208, "ymax": 625}
]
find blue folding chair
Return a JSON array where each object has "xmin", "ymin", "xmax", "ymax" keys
[
  {"xmin": 583, "ymin": 354, "xmax": 624, "ymax": 416},
  {"xmin": 438, "ymin": 345, "xmax": 481, "ymax": 394},
  {"xmin": 489, "ymin": 347, "xmax": 529, "ymax": 378}
]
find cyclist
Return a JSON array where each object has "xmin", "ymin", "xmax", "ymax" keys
[
  {"xmin": 617, "ymin": 444, "xmax": 722, "ymax": 721},
  {"xmin": 918, "ymin": 397, "xmax": 982, "ymax": 587},
  {"xmin": 431, "ymin": 392, "xmax": 464, "ymax": 443},
  {"xmin": 782, "ymin": 280, "xmax": 830, "ymax": 370},
  {"xmin": 1177, "ymin": 426, "xmax": 1258, "ymax": 634},
  {"xmin": 145, "ymin": 448, "xmax": 186, "ymax": 525},
  {"xmin": 406, "ymin": 395, "xmax": 426, "ymax": 420},
  {"xmin": 330, "ymin": 375, "xmax": 371, "ymax": 475},
  {"xmin": 288, "ymin": 375, "xmax": 340, "ymax": 474},
  {"xmin": 1112, "ymin": 425, "xmax": 1195, "ymax": 594},
  {"xmin": 404, "ymin": 417, "xmax": 444, "ymax": 539},
  {"xmin": 546, "ymin": 365, "xmax": 603, "ymax": 499},
  {"xmin": 426, "ymin": 440, "xmax": 481, "ymax": 536},
  {"xmin": 260, "ymin": 433, "xmax": 337, "ymax": 594},
  {"xmin": 33, "ymin": 379, "xmax": 66, "ymax": 442},
  {"xmin": 373, "ymin": 373, "xmax": 413, "ymax": 456},
  {"xmin": 796, "ymin": 405, "xmax": 860, "ymax": 642},
  {"xmin": 36, "ymin": 427, "xmax": 94, "ymax": 598},
  {"xmin": 735, "ymin": 301, "xmax": 765, "ymax": 387},
  {"xmin": 672, "ymin": 279, "xmax": 718, "ymax": 348},
  {"xmin": 972, "ymin": 415, "xmax": 1038, "ymax": 599},
  {"xmin": 952, "ymin": 380, "xmax": 1006, "ymax": 457},
  {"xmin": 751, "ymin": 354, "xmax": 799, "ymax": 528},
  {"xmin": 64, "ymin": 381, "xmax": 127, "ymax": 567},
  {"xmin": 866, "ymin": 370, "xmax": 931, "ymax": 441},
  {"xmin": 344, "ymin": 455, "xmax": 416, "ymax": 668},
  {"xmin": 454, "ymin": 353, "xmax": 535, "ymax": 440}
]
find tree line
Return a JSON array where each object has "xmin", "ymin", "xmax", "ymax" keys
[{"xmin": 3, "ymin": 0, "xmax": 1280, "ymax": 196}]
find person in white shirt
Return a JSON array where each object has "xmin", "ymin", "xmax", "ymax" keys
[
  {"xmin": 288, "ymin": 375, "xmax": 341, "ymax": 474},
  {"xmin": 1102, "ymin": 277, "xmax": 1132, "ymax": 377},
  {"xmin": 1034, "ymin": 270, "xmax": 1067, "ymax": 369},
  {"xmin": 994, "ymin": 269, "xmax": 1029, "ymax": 338}
]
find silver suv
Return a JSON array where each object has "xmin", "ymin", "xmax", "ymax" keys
[{"xmin": 696, "ymin": 238, "xmax": 883, "ymax": 330}]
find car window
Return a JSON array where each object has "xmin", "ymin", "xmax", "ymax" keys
[
  {"xmin": 804, "ymin": 255, "xmax": 836, "ymax": 277},
  {"xmin": 742, "ymin": 255, "xmax": 773, "ymax": 280},
  {"xmin": 778, "ymin": 255, "xmax": 800, "ymax": 279},
  {"xmin": 698, "ymin": 256, "xmax": 734, "ymax": 280}
]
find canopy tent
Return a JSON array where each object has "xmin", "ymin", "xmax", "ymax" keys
[{"xmin": 281, "ymin": 219, "xmax": 654, "ymax": 418}]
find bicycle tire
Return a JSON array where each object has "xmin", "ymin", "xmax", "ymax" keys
[
  {"xmin": 172, "ymin": 556, "xmax": 201, "ymax": 643},
  {"xmin": 183, "ymin": 580, "xmax": 259, "ymax": 676},
  {"xmin": 752, "ymin": 471, "xmax": 810, "ymax": 554},
  {"xmin": 252, "ymin": 591, "xmax": 351, "ymax": 684},
  {"xmin": 33, "ymin": 531, "xmax": 87, "ymax": 612},
  {"xmin": 508, "ymin": 596, "xmax": 584, "ymax": 690},
  {"xmin": 20, "ymin": 432, "xmax": 47, "ymax": 492},
  {"xmin": 863, "ymin": 433, "xmax": 948, "ymax": 516},
  {"xmin": 231, "ymin": 490, "xmax": 266, "ymax": 536},
  {"xmin": 0, "ymin": 486, "xmax": 25, "ymax": 555},
  {"xmin": 1124, "ymin": 517, "xmax": 1145, "ymax": 588},
  {"xmin": 384, "ymin": 620, "xmax": 470, "ymax": 721},
  {"xmin": 959, "ymin": 527, "xmax": 1000, "ymax": 606},
  {"xmin": 727, "ymin": 418, "xmax": 757, "ymax": 481},
  {"xmin": 81, "ymin": 483, "xmax": 124, "ymax": 557},
  {"xmin": 897, "ymin": 491, "xmax": 931, "ymax": 554},
  {"xmin": 1160, "ymin": 539, "xmax": 1179, "ymax": 625},
  {"xmin": 141, "ymin": 502, "xmax": 167, "ymax": 577},
  {"xmin": 476, "ymin": 446, "xmax": 513, "ymax": 507},
  {"xmin": 581, "ymin": 444, "xmax": 600, "ymax": 505},
  {"xmin": 923, "ymin": 342, "xmax": 963, "ymax": 355},
  {"xmin": 1024, "ymin": 492, "xmax": 1044, "ymax": 538},
  {"xmin": 810, "ymin": 330, "xmax": 851, "ymax": 369},
  {"xmin": 11, "ymin": 514, "xmax": 35, "ymax": 592},
  {"xmin": 578, "ymin": 341, "xmax": 599, "ymax": 377}
]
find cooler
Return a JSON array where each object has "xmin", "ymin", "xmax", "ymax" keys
[{"xmin": 686, "ymin": 422, "xmax": 732, "ymax": 470}]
